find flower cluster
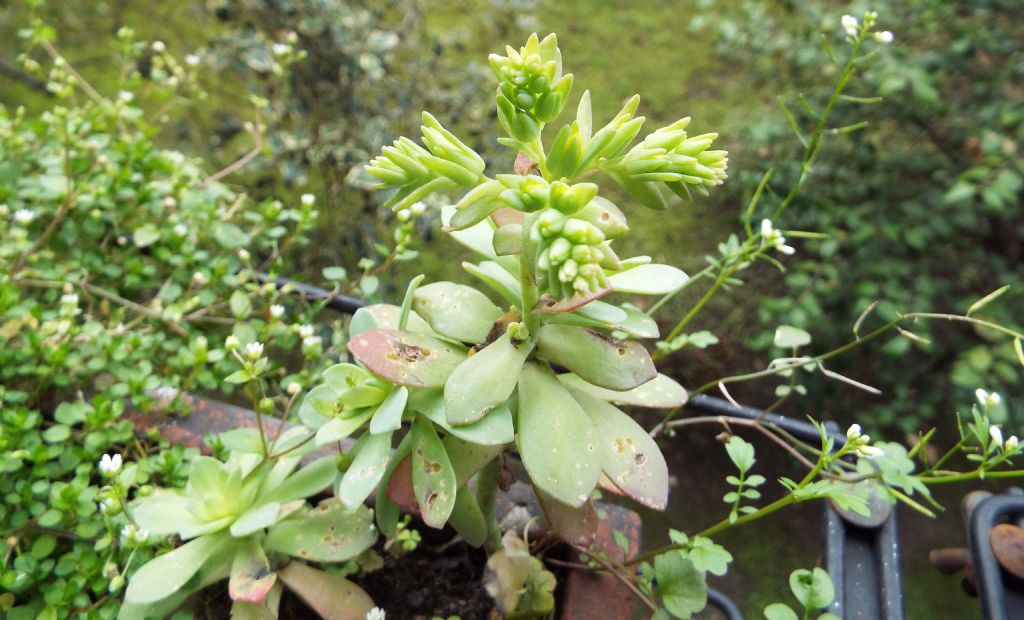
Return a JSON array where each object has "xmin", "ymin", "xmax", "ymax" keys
[
  {"xmin": 845, "ymin": 424, "xmax": 883, "ymax": 458},
  {"xmin": 489, "ymin": 33, "xmax": 573, "ymax": 142},
  {"xmin": 760, "ymin": 219, "xmax": 796, "ymax": 255}
]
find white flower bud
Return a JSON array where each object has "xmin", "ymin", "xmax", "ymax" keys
[
  {"xmin": 873, "ymin": 31, "xmax": 894, "ymax": 44},
  {"xmin": 244, "ymin": 341, "xmax": 265, "ymax": 360},
  {"xmin": 14, "ymin": 209, "xmax": 35, "ymax": 224},
  {"xmin": 1006, "ymin": 436, "xmax": 1019, "ymax": 452},
  {"xmin": 191, "ymin": 272, "xmax": 208, "ymax": 286},
  {"xmin": 286, "ymin": 382, "xmax": 302, "ymax": 396},
  {"xmin": 301, "ymin": 193, "xmax": 316, "ymax": 207},
  {"xmin": 225, "ymin": 334, "xmax": 240, "ymax": 351},
  {"xmin": 118, "ymin": 90, "xmax": 134, "ymax": 103},
  {"xmin": 841, "ymin": 14, "xmax": 859, "ymax": 37},
  {"xmin": 163, "ymin": 196, "xmax": 177, "ymax": 208},
  {"xmin": 270, "ymin": 304, "xmax": 285, "ymax": 319},
  {"xmin": 185, "ymin": 54, "xmax": 200, "ymax": 66},
  {"xmin": 152, "ymin": 41, "xmax": 166, "ymax": 53},
  {"xmin": 990, "ymin": 425, "xmax": 1004, "ymax": 448},
  {"xmin": 846, "ymin": 424, "xmax": 862, "ymax": 439},
  {"xmin": 298, "ymin": 324, "xmax": 315, "ymax": 338},
  {"xmin": 98, "ymin": 453, "xmax": 123, "ymax": 475}
]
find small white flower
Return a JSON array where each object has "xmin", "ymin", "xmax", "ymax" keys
[
  {"xmin": 151, "ymin": 41, "xmax": 166, "ymax": 53},
  {"xmin": 301, "ymin": 193, "xmax": 316, "ymax": 207},
  {"xmin": 269, "ymin": 305, "xmax": 285, "ymax": 319},
  {"xmin": 760, "ymin": 219, "xmax": 796, "ymax": 255},
  {"xmin": 225, "ymin": 334, "xmax": 240, "ymax": 351},
  {"xmin": 98, "ymin": 453, "xmax": 123, "ymax": 476},
  {"xmin": 286, "ymin": 382, "xmax": 302, "ymax": 396},
  {"xmin": 841, "ymin": 15, "xmax": 859, "ymax": 37},
  {"xmin": 121, "ymin": 524, "xmax": 149, "ymax": 544},
  {"xmin": 1006, "ymin": 436, "xmax": 1020, "ymax": 452},
  {"xmin": 302, "ymin": 335, "xmax": 322, "ymax": 349},
  {"xmin": 856, "ymin": 445, "xmax": 884, "ymax": 459},
  {"xmin": 118, "ymin": 90, "xmax": 134, "ymax": 103},
  {"xmin": 976, "ymin": 388, "xmax": 1002, "ymax": 409},
  {"xmin": 163, "ymin": 196, "xmax": 177, "ymax": 209},
  {"xmin": 60, "ymin": 293, "xmax": 79, "ymax": 306},
  {"xmin": 98, "ymin": 498, "xmax": 117, "ymax": 514},
  {"xmin": 410, "ymin": 201, "xmax": 427, "ymax": 216},
  {"xmin": 272, "ymin": 43, "xmax": 291, "ymax": 56},
  {"xmin": 191, "ymin": 272, "xmax": 208, "ymax": 286},
  {"xmin": 299, "ymin": 324, "xmax": 315, "ymax": 338},
  {"xmin": 365, "ymin": 608, "xmax": 386, "ymax": 620},
  {"xmin": 173, "ymin": 223, "xmax": 188, "ymax": 237},
  {"xmin": 14, "ymin": 208, "xmax": 35, "ymax": 224},
  {"xmin": 396, "ymin": 209, "xmax": 412, "ymax": 223},
  {"xmin": 873, "ymin": 31, "xmax": 894, "ymax": 44},
  {"xmin": 244, "ymin": 341, "xmax": 265, "ymax": 360},
  {"xmin": 184, "ymin": 54, "xmax": 200, "ymax": 67},
  {"xmin": 990, "ymin": 425, "xmax": 1004, "ymax": 448},
  {"xmin": 846, "ymin": 424, "xmax": 862, "ymax": 439}
]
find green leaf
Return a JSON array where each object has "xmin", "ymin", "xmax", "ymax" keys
[
  {"xmin": 411, "ymin": 414, "xmax": 457, "ymax": 528},
  {"xmin": 228, "ymin": 536, "xmax": 276, "ymax": 603},
  {"xmin": 773, "ymin": 325, "xmax": 811, "ymax": 349},
  {"xmin": 966, "ymin": 285, "xmax": 1009, "ymax": 316},
  {"xmin": 654, "ymin": 553, "xmax": 707, "ymax": 619},
  {"xmin": 413, "ymin": 281, "xmax": 504, "ymax": 344},
  {"xmin": 725, "ymin": 436, "xmax": 755, "ymax": 474},
  {"xmin": 764, "ymin": 603, "xmax": 799, "ymax": 620},
  {"xmin": 789, "ymin": 567, "xmax": 835, "ymax": 611},
  {"xmin": 536, "ymin": 324, "xmax": 656, "ymax": 391},
  {"xmin": 347, "ymin": 329, "xmax": 465, "ymax": 388},
  {"xmin": 416, "ymin": 389, "xmax": 514, "ymax": 445},
  {"xmin": 448, "ymin": 486, "xmax": 489, "ymax": 547},
  {"xmin": 462, "ymin": 260, "xmax": 522, "ymax": 306},
  {"xmin": 608, "ymin": 264, "xmax": 688, "ymax": 294},
  {"xmin": 41, "ymin": 424, "xmax": 70, "ymax": 443},
  {"xmin": 260, "ymin": 455, "xmax": 338, "ymax": 505},
  {"xmin": 230, "ymin": 290, "xmax": 252, "ymax": 319},
  {"xmin": 369, "ymin": 386, "xmax": 408, "ymax": 435},
  {"xmin": 322, "ymin": 266, "xmax": 348, "ymax": 281},
  {"xmin": 338, "ymin": 432, "xmax": 392, "ymax": 509},
  {"xmin": 558, "ymin": 373, "xmax": 688, "ymax": 409},
  {"xmin": 572, "ymin": 389, "xmax": 669, "ymax": 510},
  {"xmin": 219, "ymin": 428, "xmax": 265, "ymax": 454},
  {"xmin": 277, "ymin": 562, "xmax": 375, "ymax": 620},
  {"xmin": 687, "ymin": 536, "xmax": 733, "ymax": 577},
  {"xmin": 517, "ymin": 363, "xmax": 601, "ymax": 507},
  {"xmin": 125, "ymin": 532, "xmax": 234, "ymax": 604},
  {"xmin": 445, "ymin": 331, "xmax": 532, "ymax": 425},
  {"xmin": 230, "ymin": 502, "xmax": 281, "ymax": 538},
  {"xmin": 314, "ymin": 409, "xmax": 374, "ymax": 446},
  {"xmin": 134, "ymin": 492, "xmax": 200, "ymax": 537},
  {"xmin": 133, "ymin": 224, "xmax": 161, "ymax": 248},
  {"xmin": 265, "ymin": 501, "xmax": 376, "ymax": 562},
  {"xmin": 213, "ymin": 222, "xmax": 250, "ymax": 249}
]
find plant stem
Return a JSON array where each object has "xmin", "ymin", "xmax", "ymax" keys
[{"xmin": 519, "ymin": 252, "xmax": 539, "ymax": 336}]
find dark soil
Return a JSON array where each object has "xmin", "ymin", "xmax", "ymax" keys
[{"xmin": 350, "ymin": 528, "xmax": 496, "ymax": 620}]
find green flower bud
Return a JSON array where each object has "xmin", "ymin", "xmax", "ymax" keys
[
  {"xmin": 535, "ymin": 208, "xmax": 566, "ymax": 239},
  {"xmin": 547, "ymin": 237, "xmax": 572, "ymax": 264},
  {"xmin": 558, "ymin": 259, "xmax": 579, "ymax": 283},
  {"xmin": 549, "ymin": 181, "xmax": 578, "ymax": 214},
  {"xmin": 561, "ymin": 218, "xmax": 605, "ymax": 245},
  {"xmin": 258, "ymin": 397, "xmax": 275, "ymax": 415}
]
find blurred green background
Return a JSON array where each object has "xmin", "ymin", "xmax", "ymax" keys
[{"xmin": 2, "ymin": 0, "xmax": 1020, "ymax": 616}]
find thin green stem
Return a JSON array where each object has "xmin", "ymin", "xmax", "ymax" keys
[{"xmin": 519, "ymin": 253, "xmax": 539, "ymax": 336}]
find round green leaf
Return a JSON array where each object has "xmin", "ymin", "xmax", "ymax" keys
[{"xmin": 413, "ymin": 282, "xmax": 504, "ymax": 344}]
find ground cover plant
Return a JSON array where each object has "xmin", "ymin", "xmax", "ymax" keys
[{"xmin": 2, "ymin": 4, "xmax": 1023, "ymax": 620}]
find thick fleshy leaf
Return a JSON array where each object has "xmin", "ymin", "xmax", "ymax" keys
[
  {"xmin": 231, "ymin": 581, "xmax": 282, "ymax": 620},
  {"xmin": 230, "ymin": 502, "xmax": 281, "ymax": 538},
  {"xmin": 608, "ymin": 264, "xmax": 689, "ymax": 294},
  {"xmin": 265, "ymin": 500, "xmax": 376, "ymax": 563},
  {"xmin": 533, "ymin": 288, "xmax": 612, "ymax": 314},
  {"xmin": 133, "ymin": 492, "xmax": 198, "ymax": 537},
  {"xmin": 322, "ymin": 363, "xmax": 369, "ymax": 394},
  {"xmin": 571, "ymin": 390, "xmax": 669, "ymax": 510},
  {"xmin": 449, "ymin": 180, "xmax": 505, "ymax": 230},
  {"xmin": 448, "ymin": 486, "xmax": 489, "ymax": 547},
  {"xmin": 348, "ymin": 303, "xmax": 434, "ymax": 338},
  {"xmin": 229, "ymin": 537, "xmax": 276, "ymax": 603},
  {"xmin": 574, "ymin": 300, "xmax": 629, "ymax": 325},
  {"xmin": 616, "ymin": 303, "xmax": 660, "ymax": 338},
  {"xmin": 411, "ymin": 414, "xmax": 457, "ymax": 528},
  {"xmin": 558, "ymin": 373, "xmax": 687, "ymax": 408},
  {"xmin": 444, "ymin": 331, "xmax": 532, "ymax": 425},
  {"xmin": 347, "ymin": 328, "xmax": 465, "ymax": 388},
  {"xmin": 492, "ymin": 223, "xmax": 524, "ymax": 256},
  {"xmin": 338, "ymin": 432, "xmax": 392, "ymax": 510},
  {"xmin": 517, "ymin": 363, "xmax": 600, "ymax": 507},
  {"xmin": 314, "ymin": 409, "xmax": 373, "ymax": 446},
  {"xmin": 125, "ymin": 532, "xmax": 233, "ymax": 604},
  {"xmin": 444, "ymin": 434, "xmax": 506, "ymax": 486},
  {"xmin": 119, "ymin": 540, "xmax": 234, "ymax": 619},
  {"xmin": 260, "ymin": 455, "xmax": 338, "ymax": 505},
  {"xmin": 219, "ymin": 428, "xmax": 266, "ymax": 455},
  {"xmin": 417, "ymin": 390, "xmax": 514, "ymax": 445},
  {"xmin": 535, "ymin": 487, "xmax": 599, "ymax": 546},
  {"xmin": 376, "ymin": 432, "xmax": 414, "ymax": 538},
  {"xmin": 536, "ymin": 324, "xmax": 656, "ymax": 390},
  {"xmin": 491, "ymin": 206, "xmax": 526, "ymax": 227},
  {"xmin": 277, "ymin": 562, "xmax": 375, "ymax": 620},
  {"xmin": 576, "ymin": 195, "xmax": 629, "ymax": 238},
  {"xmin": 369, "ymin": 386, "xmax": 408, "ymax": 435},
  {"xmin": 462, "ymin": 260, "xmax": 522, "ymax": 306},
  {"xmin": 414, "ymin": 282, "xmax": 504, "ymax": 344},
  {"xmin": 297, "ymin": 384, "xmax": 339, "ymax": 429}
]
